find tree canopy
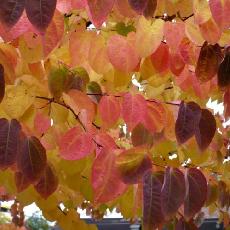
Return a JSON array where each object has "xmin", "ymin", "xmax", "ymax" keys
[{"xmin": 0, "ymin": 0, "xmax": 229, "ymax": 229}]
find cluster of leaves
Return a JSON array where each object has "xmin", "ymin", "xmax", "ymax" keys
[{"xmin": 0, "ymin": 0, "xmax": 230, "ymax": 229}]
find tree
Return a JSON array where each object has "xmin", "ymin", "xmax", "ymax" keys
[{"xmin": 0, "ymin": 0, "xmax": 229, "ymax": 229}]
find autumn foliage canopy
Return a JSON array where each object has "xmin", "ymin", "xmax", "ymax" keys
[{"xmin": 0, "ymin": 0, "xmax": 230, "ymax": 229}]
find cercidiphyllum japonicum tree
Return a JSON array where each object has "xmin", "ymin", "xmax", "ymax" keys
[{"xmin": 0, "ymin": 0, "xmax": 230, "ymax": 229}]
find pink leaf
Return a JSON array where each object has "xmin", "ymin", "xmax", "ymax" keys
[
  {"xmin": 86, "ymin": 0, "xmax": 115, "ymax": 28},
  {"xmin": 59, "ymin": 126, "xmax": 94, "ymax": 160},
  {"xmin": 34, "ymin": 112, "xmax": 51, "ymax": 136},
  {"xmin": 107, "ymin": 34, "xmax": 140, "ymax": 73},
  {"xmin": 99, "ymin": 95, "xmax": 121, "ymax": 128},
  {"xmin": 92, "ymin": 148, "xmax": 127, "ymax": 203},
  {"xmin": 122, "ymin": 93, "xmax": 147, "ymax": 131}
]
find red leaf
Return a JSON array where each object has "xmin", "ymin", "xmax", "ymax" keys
[
  {"xmin": 107, "ymin": 34, "xmax": 140, "ymax": 73},
  {"xmin": 175, "ymin": 101, "xmax": 201, "ymax": 144},
  {"xmin": 209, "ymin": 0, "xmax": 230, "ymax": 30},
  {"xmin": 15, "ymin": 171, "xmax": 30, "ymax": 192},
  {"xmin": 94, "ymin": 132, "xmax": 117, "ymax": 150},
  {"xmin": 224, "ymin": 89, "xmax": 230, "ymax": 119},
  {"xmin": 0, "ymin": 64, "xmax": 5, "ymax": 103},
  {"xmin": 0, "ymin": 0, "xmax": 25, "ymax": 27},
  {"xmin": 92, "ymin": 148, "xmax": 127, "ymax": 203},
  {"xmin": 218, "ymin": 49, "xmax": 230, "ymax": 88},
  {"xmin": 161, "ymin": 167, "xmax": 186, "ymax": 220},
  {"xmin": 128, "ymin": 0, "xmax": 157, "ymax": 17},
  {"xmin": 164, "ymin": 22, "xmax": 185, "ymax": 52},
  {"xmin": 169, "ymin": 52, "xmax": 185, "ymax": 76},
  {"xmin": 143, "ymin": 170, "xmax": 165, "ymax": 230},
  {"xmin": 122, "ymin": 93, "xmax": 147, "ymax": 131},
  {"xmin": 0, "ymin": 119, "xmax": 21, "ymax": 170},
  {"xmin": 59, "ymin": 126, "xmax": 94, "ymax": 160},
  {"xmin": 98, "ymin": 95, "xmax": 121, "ymax": 128},
  {"xmin": 195, "ymin": 42, "xmax": 222, "ymax": 82},
  {"xmin": 184, "ymin": 168, "xmax": 207, "ymax": 220},
  {"xmin": 34, "ymin": 163, "xmax": 58, "ymax": 199},
  {"xmin": 42, "ymin": 10, "xmax": 64, "ymax": 57},
  {"xmin": 17, "ymin": 136, "xmax": 47, "ymax": 183},
  {"xmin": 194, "ymin": 109, "xmax": 216, "ymax": 151},
  {"xmin": 25, "ymin": 0, "xmax": 57, "ymax": 31},
  {"xmin": 150, "ymin": 42, "xmax": 170, "ymax": 73},
  {"xmin": 176, "ymin": 218, "xmax": 198, "ymax": 230},
  {"xmin": 86, "ymin": 0, "xmax": 115, "ymax": 28},
  {"xmin": 116, "ymin": 147, "xmax": 152, "ymax": 184}
]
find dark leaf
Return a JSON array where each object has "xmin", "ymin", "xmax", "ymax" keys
[
  {"xmin": 194, "ymin": 109, "xmax": 216, "ymax": 151},
  {"xmin": 184, "ymin": 168, "xmax": 207, "ymax": 220},
  {"xmin": 143, "ymin": 170, "xmax": 165, "ymax": 230},
  {"xmin": 218, "ymin": 49, "xmax": 230, "ymax": 88},
  {"xmin": 175, "ymin": 101, "xmax": 201, "ymax": 144},
  {"xmin": 195, "ymin": 42, "xmax": 222, "ymax": 82},
  {"xmin": 0, "ymin": 64, "xmax": 5, "ymax": 103},
  {"xmin": 161, "ymin": 167, "xmax": 186, "ymax": 220},
  {"xmin": 116, "ymin": 147, "xmax": 152, "ymax": 184},
  {"xmin": 128, "ymin": 0, "xmax": 157, "ymax": 17},
  {"xmin": 131, "ymin": 123, "xmax": 153, "ymax": 147},
  {"xmin": 0, "ymin": 119, "xmax": 21, "ymax": 170},
  {"xmin": 15, "ymin": 171, "xmax": 30, "ymax": 192},
  {"xmin": 34, "ymin": 163, "xmax": 58, "ymax": 199},
  {"xmin": 17, "ymin": 136, "xmax": 47, "ymax": 183},
  {"xmin": 25, "ymin": 0, "xmax": 57, "ymax": 31},
  {"xmin": 176, "ymin": 218, "xmax": 198, "ymax": 230},
  {"xmin": 0, "ymin": 0, "xmax": 25, "ymax": 27}
]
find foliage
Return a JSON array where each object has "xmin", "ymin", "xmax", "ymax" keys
[
  {"xmin": 25, "ymin": 213, "xmax": 50, "ymax": 230},
  {"xmin": 0, "ymin": 0, "xmax": 230, "ymax": 229}
]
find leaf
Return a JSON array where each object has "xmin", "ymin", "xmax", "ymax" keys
[
  {"xmin": 128, "ymin": 0, "xmax": 157, "ymax": 17},
  {"xmin": 107, "ymin": 34, "xmax": 140, "ymax": 73},
  {"xmin": 34, "ymin": 112, "xmax": 51, "ymax": 136},
  {"xmin": 205, "ymin": 183, "xmax": 218, "ymax": 206},
  {"xmin": 224, "ymin": 89, "xmax": 230, "ymax": 118},
  {"xmin": 143, "ymin": 170, "xmax": 165, "ymax": 230},
  {"xmin": 116, "ymin": 147, "xmax": 152, "ymax": 184},
  {"xmin": 122, "ymin": 93, "xmax": 147, "ymax": 131},
  {"xmin": 98, "ymin": 95, "xmax": 121, "ymax": 128},
  {"xmin": 209, "ymin": 0, "xmax": 230, "ymax": 30},
  {"xmin": 194, "ymin": 109, "xmax": 216, "ymax": 151},
  {"xmin": 17, "ymin": 136, "xmax": 47, "ymax": 183},
  {"xmin": 0, "ymin": 64, "xmax": 5, "ymax": 103},
  {"xmin": 59, "ymin": 126, "xmax": 94, "ymax": 160},
  {"xmin": 218, "ymin": 49, "xmax": 230, "ymax": 88},
  {"xmin": 176, "ymin": 218, "xmax": 198, "ymax": 230},
  {"xmin": 0, "ymin": 0, "xmax": 25, "ymax": 27},
  {"xmin": 135, "ymin": 17, "xmax": 164, "ymax": 58},
  {"xmin": 131, "ymin": 123, "xmax": 153, "ymax": 147},
  {"xmin": 195, "ymin": 42, "xmax": 222, "ymax": 82},
  {"xmin": 15, "ymin": 171, "xmax": 30, "ymax": 192},
  {"xmin": 184, "ymin": 168, "xmax": 207, "ymax": 220},
  {"xmin": 92, "ymin": 148, "xmax": 127, "ymax": 203},
  {"xmin": 25, "ymin": 0, "xmax": 57, "ymax": 31},
  {"xmin": 175, "ymin": 101, "xmax": 201, "ymax": 145},
  {"xmin": 86, "ymin": 0, "xmax": 115, "ymax": 28},
  {"xmin": 150, "ymin": 42, "xmax": 170, "ymax": 73},
  {"xmin": 161, "ymin": 167, "xmax": 186, "ymax": 220},
  {"xmin": 87, "ymin": 81, "xmax": 102, "ymax": 104},
  {"xmin": 0, "ymin": 119, "xmax": 21, "ymax": 170},
  {"xmin": 43, "ymin": 10, "xmax": 64, "ymax": 57},
  {"xmin": 34, "ymin": 163, "xmax": 58, "ymax": 199}
]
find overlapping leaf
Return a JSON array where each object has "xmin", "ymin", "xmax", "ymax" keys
[
  {"xmin": 116, "ymin": 147, "xmax": 152, "ymax": 184},
  {"xmin": 0, "ymin": 0, "xmax": 25, "ymax": 27},
  {"xmin": 0, "ymin": 119, "xmax": 21, "ymax": 170},
  {"xmin": 184, "ymin": 168, "xmax": 207, "ymax": 220},
  {"xmin": 195, "ymin": 42, "xmax": 221, "ymax": 82},
  {"xmin": 34, "ymin": 163, "xmax": 58, "ymax": 199},
  {"xmin": 143, "ymin": 170, "xmax": 165, "ymax": 230},
  {"xmin": 17, "ymin": 136, "xmax": 47, "ymax": 183},
  {"xmin": 161, "ymin": 167, "xmax": 186, "ymax": 220},
  {"xmin": 25, "ymin": 0, "xmax": 57, "ymax": 31}
]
